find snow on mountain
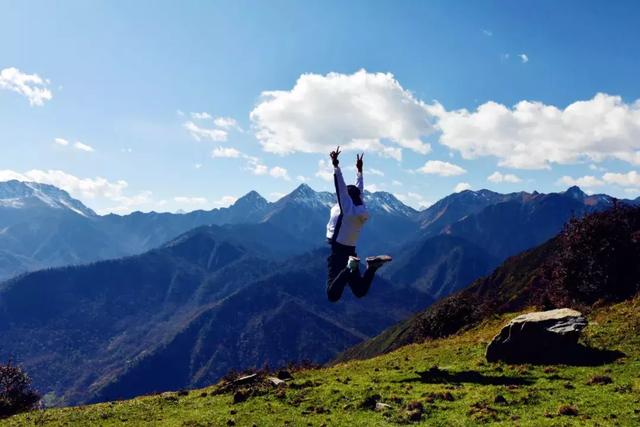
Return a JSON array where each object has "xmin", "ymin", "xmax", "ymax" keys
[
  {"xmin": 364, "ymin": 191, "xmax": 419, "ymax": 217},
  {"xmin": 0, "ymin": 180, "xmax": 96, "ymax": 217}
]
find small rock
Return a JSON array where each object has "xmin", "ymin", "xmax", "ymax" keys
[
  {"xmin": 234, "ymin": 373, "xmax": 259, "ymax": 385},
  {"xmin": 375, "ymin": 402, "xmax": 392, "ymax": 411},
  {"xmin": 358, "ymin": 393, "xmax": 381, "ymax": 410},
  {"xmin": 587, "ymin": 375, "xmax": 613, "ymax": 385},
  {"xmin": 233, "ymin": 389, "xmax": 250, "ymax": 404},
  {"xmin": 558, "ymin": 404, "xmax": 579, "ymax": 416},
  {"xmin": 406, "ymin": 409, "xmax": 422, "ymax": 422},
  {"xmin": 277, "ymin": 370, "xmax": 293, "ymax": 380},
  {"xmin": 267, "ymin": 376, "xmax": 286, "ymax": 387},
  {"xmin": 494, "ymin": 395, "xmax": 507, "ymax": 405}
]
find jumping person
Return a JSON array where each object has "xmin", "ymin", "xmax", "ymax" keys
[{"xmin": 326, "ymin": 146, "xmax": 392, "ymax": 302}]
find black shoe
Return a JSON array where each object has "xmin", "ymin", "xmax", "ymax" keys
[{"xmin": 366, "ymin": 255, "xmax": 392, "ymax": 270}]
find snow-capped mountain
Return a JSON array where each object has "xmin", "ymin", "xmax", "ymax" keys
[
  {"xmin": 364, "ymin": 190, "xmax": 419, "ymax": 217},
  {"xmin": 0, "ymin": 180, "xmax": 96, "ymax": 217}
]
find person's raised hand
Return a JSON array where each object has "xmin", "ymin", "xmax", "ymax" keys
[
  {"xmin": 356, "ymin": 153, "xmax": 364, "ymax": 173},
  {"xmin": 330, "ymin": 146, "xmax": 341, "ymax": 167}
]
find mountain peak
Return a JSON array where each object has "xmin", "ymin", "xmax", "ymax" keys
[
  {"xmin": 232, "ymin": 190, "xmax": 268, "ymax": 210},
  {"xmin": 564, "ymin": 185, "xmax": 586, "ymax": 200},
  {"xmin": 0, "ymin": 180, "xmax": 96, "ymax": 217}
]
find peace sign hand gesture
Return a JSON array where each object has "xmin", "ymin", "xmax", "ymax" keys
[
  {"xmin": 330, "ymin": 146, "xmax": 341, "ymax": 167},
  {"xmin": 356, "ymin": 153, "xmax": 364, "ymax": 173}
]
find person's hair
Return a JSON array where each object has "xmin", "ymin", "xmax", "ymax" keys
[{"xmin": 347, "ymin": 185, "xmax": 363, "ymax": 206}]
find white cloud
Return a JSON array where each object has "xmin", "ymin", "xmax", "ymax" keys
[
  {"xmin": 74, "ymin": 141, "xmax": 94, "ymax": 152},
  {"xmin": 248, "ymin": 161, "xmax": 268, "ymax": 176},
  {"xmin": 392, "ymin": 180, "xmax": 402, "ymax": 186},
  {"xmin": 211, "ymin": 147, "xmax": 242, "ymax": 158},
  {"xmin": 487, "ymin": 171, "xmax": 522, "ymax": 183},
  {"xmin": 556, "ymin": 175, "xmax": 604, "ymax": 188},
  {"xmin": 250, "ymin": 69, "xmax": 434, "ymax": 158},
  {"xmin": 416, "ymin": 160, "xmax": 466, "ymax": 176},
  {"xmin": 183, "ymin": 121, "xmax": 228, "ymax": 142},
  {"xmin": 602, "ymin": 171, "xmax": 640, "ymax": 187},
  {"xmin": 366, "ymin": 183, "xmax": 384, "ymax": 192},
  {"xmin": 394, "ymin": 191, "xmax": 432, "ymax": 209},
  {"xmin": 0, "ymin": 67, "xmax": 53, "ymax": 106},
  {"xmin": 194, "ymin": 163, "xmax": 203, "ymax": 169},
  {"xmin": 269, "ymin": 166, "xmax": 290, "ymax": 180},
  {"xmin": 54, "ymin": 137, "xmax": 69, "ymax": 146},
  {"xmin": 482, "ymin": 29, "xmax": 493, "ymax": 36},
  {"xmin": 519, "ymin": 53, "xmax": 529, "ymax": 63},
  {"xmin": 214, "ymin": 116, "xmax": 241, "ymax": 130},
  {"xmin": 269, "ymin": 192, "xmax": 286, "ymax": 201},
  {"xmin": 315, "ymin": 159, "xmax": 334, "ymax": 182},
  {"xmin": 212, "ymin": 195, "xmax": 237, "ymax": 207},
  {"xmin": 431, "ymin": 93, "xmax": 640, "ymax": 169},
  {"xmin": 174, "ymin": 196, "xmax": 208, "ymax": 205},
  {"xmin": 0, "ymin": 169, "xmax": 153, "ymax": 214},
  {"xmin": 191, "ymin": 112, "xmax": 212, "ymax": 120},
  {"xmin": 368, "ymin": 168, "xmax": 385, "ymax": 176},
  {"xmin": 296, "ymin": 175, "xmax": 307, "ymax": 182},
  {"xmin": 624, "ymin": 188, "xmax": 640, "ymax": 197},
  {"xmin": 454, "ymin": 182, "xmax": 472, "ymax": 192}
]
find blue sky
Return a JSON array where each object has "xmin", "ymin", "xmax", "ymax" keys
[{"xmin": 2, "ymin": 0, "xmax": 640, "ymax": 213}]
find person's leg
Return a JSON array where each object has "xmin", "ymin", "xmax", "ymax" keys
[
  {"xmin": 348, "ymin": 264, "xmax": 378, "ymax": 298},
  {"xmin": 326, "ymin": 245, "xmax": 351, "ymax": 302}
]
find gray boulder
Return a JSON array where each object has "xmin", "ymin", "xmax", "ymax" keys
[{"xmin": 486, "ymin": 308, "xmax": 588, "ymax": 363}]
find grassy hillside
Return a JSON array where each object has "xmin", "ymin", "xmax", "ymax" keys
[{"xmin": 5, "ymin": 296, "xmax": 639, "ymax": 426}]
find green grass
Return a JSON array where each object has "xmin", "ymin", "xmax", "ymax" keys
[{"xmin": 5, "ymin": 298, "xmax": 640, "ymax": 426}]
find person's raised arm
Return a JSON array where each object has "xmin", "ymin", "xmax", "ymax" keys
[
  {"xmin": 330, "ymin": 146, "xmax": 353, "ymax": 212},
  {"xmin": 355, "ymin": 153, "xmax": 364, "ymax": 193}
]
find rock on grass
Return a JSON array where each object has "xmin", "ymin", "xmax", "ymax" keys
[{"xmin": 558, "ymin": 404, "xmax": 579, "ymax": 416}]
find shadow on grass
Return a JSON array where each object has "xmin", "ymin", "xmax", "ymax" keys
[
  {"xmin": 398, "ymin": 366, "xmax": 534, "ymax": 386},
  {"xmin": 492, "ymin": 344, "xmax": 626, "ymax": 366}
]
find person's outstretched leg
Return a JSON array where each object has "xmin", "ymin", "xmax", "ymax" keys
[
  {"xmin": 349, "ymin": 255, "xmax": 393, "ymax": 298},
  {"xmin": 349, "ymin": 265, "xmax": 377, "ymax": 298},
  {"xmin": 326, "ymin": 243, "xmax": 353, "ymax": 302}
]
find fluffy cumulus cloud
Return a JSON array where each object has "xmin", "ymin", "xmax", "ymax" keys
[
  {"xmin": 0, "ymin": 67, "xmax": 53, "ymax": 106},
  {"xmin": 269, "ymin": 166, "xmax": 290, "ymax": 180},
  {"xmin": 487, "ymin": 171, "xmax": 522, "ymax": 183},
  {"xmin": 519, "ymin": 53, "xmax": 529, "ymax": 63},
  {"xmin": 250, "ymin": 69, "xmax": 434, "ymax": 159},
  {"xmin": 431, "ymin": 93, "xmax": 640, "ymax": 169},
  {"xmin": 454, "ymin": 182, "xmax": 472, "ymax": 192},
  {"xmin": 416, "ymin": 160, "xmax": 466, "ymax": 176},
  {"xmin": 0, "ymin": 169, "xmax": 155, "ymax": 214},
  {"xmin": 602, "ymin": 171, "xmax": 640, "ymax": 187}
]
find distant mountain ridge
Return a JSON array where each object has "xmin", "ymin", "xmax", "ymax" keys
[{"xmin": 0, "ymin": 181, "xmax": 417, "ymax": 280}]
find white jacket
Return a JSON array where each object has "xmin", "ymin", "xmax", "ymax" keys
[{"xmin": 326, "ymin": 166, "xmax": 369, "ymax": 247}]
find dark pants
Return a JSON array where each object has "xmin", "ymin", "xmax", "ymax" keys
[{"xmin": 326, "ymin": 241, "xmax": 377, "ymax": 302}]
